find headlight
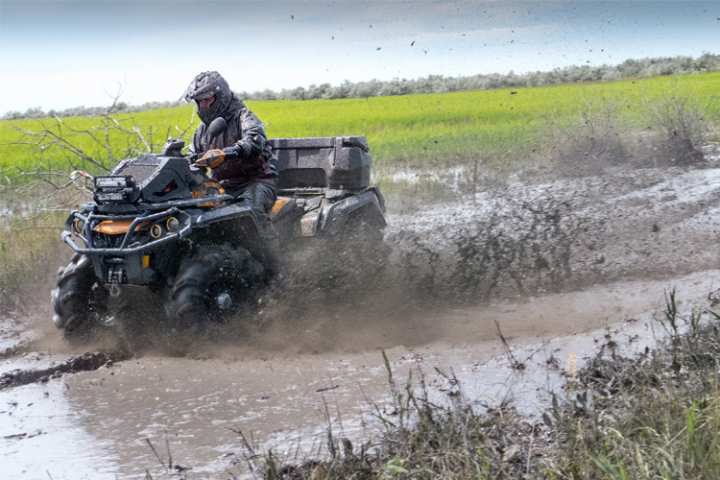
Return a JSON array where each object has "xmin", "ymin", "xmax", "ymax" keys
[
  {"xmin": 166, "ymin": 216, "xmax": 180, "ymax": 232},
  {"xmin": 149, "ymin": 223, "xmax": 164, "ymax": 239},
  {"xmin": 95, "ymin": 191, "xmax": 125, "ymax": 202},
  {"xmin": 95, "ymin": 176, "xmax": 129, "ymax": 189}
]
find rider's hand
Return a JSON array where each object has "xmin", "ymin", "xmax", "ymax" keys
[
  {"xmin": 194, "ymin": 149, "xmax": 225, "ymax": 168},
  {"xmin": 222, "ymin": 143, "xmax": 248, "ymax": 160}
]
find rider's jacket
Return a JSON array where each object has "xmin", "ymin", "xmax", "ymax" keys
[{"xmin": 190, "ymin": 95, "xmax": 276, "ymax": 190}]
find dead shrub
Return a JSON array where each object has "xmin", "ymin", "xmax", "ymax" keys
[
  {"xmin": 542, "ymin": 100, "xmax": 631, "ymax": 176},
  {"xmin": 644, "ymin": 93, "xmax": 708, "ymax": 166}
]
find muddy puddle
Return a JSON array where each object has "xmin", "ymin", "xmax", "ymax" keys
[{"xmin": 2, "ymin": 269, "xmax": 718, "ymax": 479}]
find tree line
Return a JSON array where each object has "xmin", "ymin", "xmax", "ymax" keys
[{"xmin": 4, "ymin": 53, "xmax": 720, "ymax": 120}]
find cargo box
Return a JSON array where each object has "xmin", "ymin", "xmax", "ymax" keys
[{"xmin": 269, "ymin": 136, "xmax": 371, "ymax": 190}]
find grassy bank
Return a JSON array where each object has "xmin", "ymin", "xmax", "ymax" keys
[
  {"xmin": 254, "ymin": 293, "xmax": 720, "ymax": 479},
  {"xmin": 551, "ymin": 292, "xmax": 720, "ymax": 479},
  {"xmin": 2, "ymin": 72, "xmax": 720, "ymax": 179}
]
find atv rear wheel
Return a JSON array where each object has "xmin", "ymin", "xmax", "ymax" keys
[
  {"xmin": 335, "ymin": 214, "xmax": 389, "ymax": 280},
  {"xmin": 164, "ymin": 244, "xmax": 264, "ymax": 336},
  {"xmin": 51, "ymin": 254, "xmax": 108, "ymax": 344},
  {"xmin": 304, "ymin": 213, "xmax": 387, "ymax": 299}
]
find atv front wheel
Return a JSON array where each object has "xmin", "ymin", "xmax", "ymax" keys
[
  {"xmin": 164, "ymin": 244, "xmax": 264, "ymax": 335},
  {"xmin": 51, "ymin": 254, "xmax": 108, "ymax": 344}
]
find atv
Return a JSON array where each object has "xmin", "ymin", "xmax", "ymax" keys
[{"xmin": 52, "ymin": 119, "xmax": 387, "ymax": 344}]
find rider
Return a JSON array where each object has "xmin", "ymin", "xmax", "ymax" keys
[{"xmin": 184, "ymin": 71, "xmax": 280, "ymax": 275}]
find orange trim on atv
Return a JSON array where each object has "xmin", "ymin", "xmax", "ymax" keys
[
  {"xmin": 190, "ymin": 180, "xmax": 226, "ymax": 208},
  {"xmin": 271, "ymin": 197, "xmax": 290, "ymax": 215},
  {"xmin": 93, "ymin": 219, "xmax": 148, "ymax": 235}
]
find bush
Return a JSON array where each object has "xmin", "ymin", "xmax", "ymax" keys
[
  {"xmin": 645, "ymin": 93, "xmax": 708, "ymax": 166},
  {"xmin": 542, "ymin": 100, "xmax": 631, "ymax": 175}
]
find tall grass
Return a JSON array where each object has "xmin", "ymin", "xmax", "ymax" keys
[{"xmin": 545, "ymin": 292, "xmax": 720, "ymax": 480}]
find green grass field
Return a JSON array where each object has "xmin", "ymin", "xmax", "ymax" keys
[{"xmin": 1, "ymin": 72, "xmax": 719, "ymax": 179}]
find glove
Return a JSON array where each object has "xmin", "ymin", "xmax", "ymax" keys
[
  {"xmin": 194, "ymin": 148, "xmax": 225, "ymax": 168},
  {"xmin": 222, "ymin": 143, "xmax": 250, "ymax": 160},
  {"xmin": 195, "ymin": 143, "xmax": 250, "ymax": 169}
]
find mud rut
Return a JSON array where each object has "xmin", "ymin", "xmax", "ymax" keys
[{"xmin": 3, "ymin": 162, "xmax": 720, "ymax": 478}]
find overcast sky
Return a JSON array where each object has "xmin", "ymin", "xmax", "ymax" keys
[{"xmin": 1, "ymin": 0, "xmax": 719, "ymax": 113}]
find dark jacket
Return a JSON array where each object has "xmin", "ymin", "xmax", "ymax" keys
[{"xmin": 190, "ymin": 95, "xmax": 276, "ymax": 189}]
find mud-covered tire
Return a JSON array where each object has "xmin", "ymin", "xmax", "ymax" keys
[
  {"xmin": 51, "ymin": 254, "xmax": 107, "ymax": 344},
  {"xmin": 164, "ymin": 244, "xmax": 264, "ymax": 336}
]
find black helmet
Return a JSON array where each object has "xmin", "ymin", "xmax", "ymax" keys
[{"xmin": 184, "ymin": 71, "xmax": 232, "ymax": 124}]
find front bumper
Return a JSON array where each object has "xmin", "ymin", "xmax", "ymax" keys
[
  {"xmin": 62, "ymin": 207, "xmax": 193, "ymax": 286},
  {"xmin": 63, "ymin": 207, "xmax": 192, "ymax": 255}
]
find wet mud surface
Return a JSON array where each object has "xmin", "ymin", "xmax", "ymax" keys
[
  {"xmin": 3, "ymin": 161, "xmax": 720, "ymax": 478},
  {"xmin": 0, "ymin": 351, "xmax": 129, "ymax": 391}
]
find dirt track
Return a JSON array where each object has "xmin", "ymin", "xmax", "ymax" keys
[{"xmin": 2, "ymin": 159, "xmax": 720, "ymax": 479}]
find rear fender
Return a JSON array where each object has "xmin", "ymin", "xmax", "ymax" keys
[{"xmin": 320, "ymin": 189, "xmax": 386, "ymax": 236}]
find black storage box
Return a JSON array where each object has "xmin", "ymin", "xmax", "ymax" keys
[{"xmin": 269, "ymin": 136, "xmax": 371, "ymax": 190}]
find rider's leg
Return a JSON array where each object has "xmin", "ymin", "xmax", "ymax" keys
[{"xmin": 242, "ymin": 180, "xmax": 281, "ymax": 278}]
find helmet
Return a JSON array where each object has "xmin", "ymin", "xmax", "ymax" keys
[{"xmin": 183, "ymin": 71, "xmax": 232, "ymax": 124}]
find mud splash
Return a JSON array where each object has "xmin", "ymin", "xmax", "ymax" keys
[{"xmin": 386, "ymin": 164, "xmax": 720, "ymax": 298}]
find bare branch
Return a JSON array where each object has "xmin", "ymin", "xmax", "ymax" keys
[{"xmin": 12, "ymin": 124, "xmax": 109, "ymax": 172}]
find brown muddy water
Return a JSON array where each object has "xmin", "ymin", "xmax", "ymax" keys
[
  {"xmin": 2, "ymin": 271, "xmax": 718, "ymax": 479},
  {"xmin": 3, "ymin": 161, "xmax": 720, "ymax": 478}
]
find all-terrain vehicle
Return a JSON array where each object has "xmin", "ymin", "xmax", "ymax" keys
[{"xmin": 52, "ymin": 122, "xmax": 386, "ymax": 343}]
